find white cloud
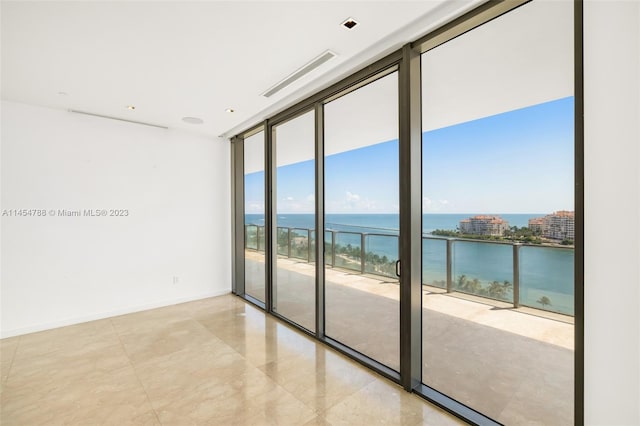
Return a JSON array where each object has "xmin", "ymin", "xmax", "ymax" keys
[
  {"xmin": 247, "ymin": 203, "xmax": 264, "ymax": 213},
  {"xmin": 277, "ymin": 193, "xmax": 315, "ymax": 214},
  {"xmin": 325, "ymin": 191, "xmax": 397, "ymax": 214},
  {"xmin": 423, "ymin": 197, "xmax": 432, "ymax": 210},
  {"xmin": 423, "ymin": 196, "xmax": 451, "ymax": 212},
  {"xmin": 346, "ymin": 191, "xmax": 360, "ymax": 202}
]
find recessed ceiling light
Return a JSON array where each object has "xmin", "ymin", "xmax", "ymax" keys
[
  {"xmin": 341, "ymin": 17, "xmax": 359, "ymax": 30},
  {"xmin": 225, "ymin": 108, "xmax": 235, "ymax": 113},
  {"xmin": 182, "ymin": 116, "xmax": 203, "ymax": 124},
  {"xmin": 126, "ymin": 105, "xmax": 136, "ymax": 110},
  {"xmin": 57, "ymin": 91, "xmax": 68, "ymax": 96}
]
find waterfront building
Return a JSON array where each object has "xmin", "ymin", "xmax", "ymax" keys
[
  {"xmin": 528, "ymin": 211, "xmax": 575, "ymax": 240},
  {"xmin": 459, "ymin": 215, "xmax": 509, "ymax": 236},
  {"xmin": 528, "ymin": 217, "xmax": 546, "ymax": 235}
]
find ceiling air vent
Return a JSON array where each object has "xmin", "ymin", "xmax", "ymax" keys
[
  {"xmin": 261, "ymin": 50, "xmax": 337, "ymax": 98},
  {"xmin": 69, "ymin": 110, "xmax": 168, "ymax": 129}
]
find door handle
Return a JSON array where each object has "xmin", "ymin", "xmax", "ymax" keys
[{"xmin": 395, "ymin": 260, "xmax": 401, "ymax": 277}]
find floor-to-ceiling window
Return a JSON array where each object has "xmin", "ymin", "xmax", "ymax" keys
[
  {"xmin": 323, "ymin": 71, "xmax": 400, "ymax": 371},
  {"xmin": 244, "ymin": 129, "xmax": 266, "ymax": 303},
  {"xmin": 420, "ymin": 1, "xmax": 575, "ymax": 424},
  {"xmin": 272, "ymin": 111, "xmax": 316, "ymax": 331},
  {"xmin": 231, "ymin": 1, "xmax": 580, "ymax": 423}
]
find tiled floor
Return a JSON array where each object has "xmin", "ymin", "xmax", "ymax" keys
[
  {"xmin": 246, "ymin": 253, "xmax": 574, "ymax": 425},
  {"xmin": 0, "ymin": 295, "xmax": 463, "ymax": 425}
]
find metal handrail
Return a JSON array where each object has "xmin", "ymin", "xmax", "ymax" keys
[
  {"xmin": 244, "ymin": 224, "xmax": 574, "ymax": 316},
  {"xmin": 422, "ymin": 233, "xmax": 575, "ymax": 250}
]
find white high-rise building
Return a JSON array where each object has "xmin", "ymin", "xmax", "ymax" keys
[{"xmin": 528, "ymin": 211, "xmax": 575, "ymax": 240}]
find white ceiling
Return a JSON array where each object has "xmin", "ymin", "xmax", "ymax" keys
[
  {"xmin": 244, "ymin": 0, "xmax": 574, "ymax": 173},
  {"xmin": 422, "ymin": 0, "xmax": 573, "ymax": 131},
  {"xmin": 1, "ymin": 0, "xmax": 483, "ymax": 140}
]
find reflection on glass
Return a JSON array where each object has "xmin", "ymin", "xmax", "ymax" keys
[
  {"xmin": 324, "ymin": 72, "xmax": 400, "ymax": 371},
  {"xmin": 273, "ymin": 111, "xmax": 315, "ymax": 332},
  {"xmin": 244, "ymin": 131, "xmax": 265, "ymax": 303},
  {"xmin": 421, "ymin": 1, "xmax": 574, "ymax": 424}
]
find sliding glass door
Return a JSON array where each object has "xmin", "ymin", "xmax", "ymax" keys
[
  {"xmin": 420, "ymin": 2, "xmax": 575, "ymax": 424},
  {"xmin": 232, "ymin": 1, "xmax": 580, "ymax": 423},
  {"xmin": 244, "ymin": 130, "xmax": 266, "ymax": 303},
  {"xmin": 324, "ymin": 71, "xmax": 400, "ymax": 371},
  {"xmin": 272, "ymin": 111, "xmax": 316, "ymax": 331}
]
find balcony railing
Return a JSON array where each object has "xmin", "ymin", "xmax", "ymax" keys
[{"xmin": 244, "ymin": 224, "xmax": 574, "ymax": 316}]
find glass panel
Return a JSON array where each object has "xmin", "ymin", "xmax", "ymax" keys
[
  {"xmin": 273, "ymin": 111, "xmax": 315, "ymax": 332},
  {"xmin": 421, "ymin": 1, "xmax": 574, "ymax": 424},
  {"xmin": 422, "ymin": 238, "xmax": 447, "ymax": 289},
  {"xmin": 364, "ymin": 234, "xmax": 398, "ymax": 278},
  {"xmin": 244, "ymin": 130, "xmax": 265, "ymax": 303},
  {"xmin": 324, "ymin": 71, "xmax": 400, "ymax": 371},
  {"xmin": 289, "ymin": 228, "xmax": 311, "ymax": 261},
  {"xmin": 333, "ymin": 232, "xmax": 362, "ymax": 272},
  {"xmin": 520, "ymin": 245, "xmax": 574, "ymax": 315},
  {"xmin": 452, "ymin": 240, "xmax": 513, "ymax": 302},
  {"xmin": 324, "ymin": 230, "xmax": 334, "ymax": 266},
  {"xmin": 246, "ymin": 225, "xmax": 258, "ymax": 250},
  {"xmin": 276, "ymin": 227, "xmax": 289, "ymax": 256},
  {"xmin": 309, "ymin": 230, "xmax": 316, "ymax": 263}
]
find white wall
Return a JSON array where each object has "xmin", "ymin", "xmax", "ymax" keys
[
  {"xmin": 0, "ymin": 101, "xmax": 231, "ymax": 337},
  {"xmin": 584, "ymin": 1, "xmax": 640, "ymax": 425}
]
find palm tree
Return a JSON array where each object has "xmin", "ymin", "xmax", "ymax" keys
[
  {"xmin": 467, "ymin": 278, "xmax": 483, "ymax": 294},
  {"xmin": 537, "ymin": 296, "xmax": 552, "ymax": 308},
  {"xmin": 502, "ymin": 280, "xmax": 512, "ymax": 297},
  {"xmin": 456, "ymin": 274, "xmax": 467, "ymax": 290},
  {"xmin": 488, "ymin": 280, "xmax": 505, "ymax": 299}
]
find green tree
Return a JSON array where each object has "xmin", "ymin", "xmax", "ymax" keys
[
  {"xmin": 463, "ymin": 277, "xmax": 483, "ymax": 294},
  {"xmin": 456, "ymin": 274, "xmax": 467, "ymax": 289},
  {"xmin": 487, "ymin": 280, "xmax": 512, "ymax": 300},
  {"xmin": 431, "ymin": 229, "xmax": 458, "ymax": 237},
  {"xmin": 537, "ymin": 296, "xmax": 552, "ymax": 308},
  {"xmin": 488, "ymin": 280, "xmax": 504, "ymax": 299}
]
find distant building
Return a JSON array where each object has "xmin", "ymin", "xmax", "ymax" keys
[
  {"xmin": 528, "ymin": 217, "xmax": 545, "ymax": 235},
  {"xmin": 459, "ymin": 215, "xmax": 509, "ymax": 236},
  {"xmin": 528, "ymin": 211, "xmax": 575, "ymax": 240}
]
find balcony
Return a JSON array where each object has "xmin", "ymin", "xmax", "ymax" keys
[
  {"xmin": 244, "ymin": 224, "xmax": 574, "ymax": 425},
  {"xmin": 246, "ymin": 224, "xmax": 575, "ymax": 316}
]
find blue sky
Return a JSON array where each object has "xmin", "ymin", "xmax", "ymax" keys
[{"xmin": 245, "ymin": 96, "xmax": 574, "ymax": 215}]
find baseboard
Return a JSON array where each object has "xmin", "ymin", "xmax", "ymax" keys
[{"xmin": 0, "ymin": 289, "xmax": 231, "ymax": 339}]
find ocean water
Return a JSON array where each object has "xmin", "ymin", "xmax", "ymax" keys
[
  {"xmin": 245, "ymin": 213, "xmax": 574, "ymax": 315},
  {"xmin": 247, "ymin": 213, "xmax": 536, "ymax": 233}
]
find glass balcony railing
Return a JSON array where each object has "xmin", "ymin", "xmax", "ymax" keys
[
  {"xmin": 245, "ymin": 224, "xmax": 259, "ymax": 251},
  {"xmin": 245, "ymin": 224, "xmax": 574, "ymax": 316}
]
